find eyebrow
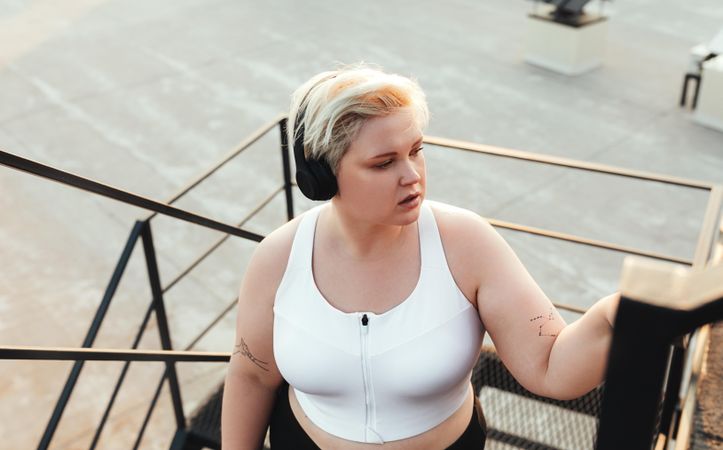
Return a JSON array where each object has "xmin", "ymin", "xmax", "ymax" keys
[{"xmin": 369, "ymin": 137, "xmax": 423, "ymax": 159}]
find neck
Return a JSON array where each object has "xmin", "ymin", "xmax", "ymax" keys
[{"xmin": 322, "ymin": 203, "xmax": 411, "ymax": 261}]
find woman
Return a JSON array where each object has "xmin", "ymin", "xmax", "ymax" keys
[{"xmin": 221, "ymin": 64, "xmax": 619, "ymax": 449}]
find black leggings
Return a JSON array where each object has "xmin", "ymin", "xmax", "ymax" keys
[{"xmin": 269, "ymin": 383, "xmax": 486, "ymax": 449}]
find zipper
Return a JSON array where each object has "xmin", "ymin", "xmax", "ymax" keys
[{"xmin": 360, "ymin": 313, "xmax": 373, "ymax": 440}]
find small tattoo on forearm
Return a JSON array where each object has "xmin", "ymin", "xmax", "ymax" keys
[
  {"xmin": 529, "ymin": 309, "xmax": 558, "ymax": 337},
  {"xmin": 233, "ymin": 338, "xmax": 269, "ymax": 371}
]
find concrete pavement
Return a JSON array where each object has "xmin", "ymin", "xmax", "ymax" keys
[{"xmin": 1, "ymin": 0, "xmax": 721, "ymax": 448}]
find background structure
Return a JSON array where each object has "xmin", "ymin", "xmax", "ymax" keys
[{"xmin": 1, "ymin": 0, "xmax": 722, "ymax": 448}]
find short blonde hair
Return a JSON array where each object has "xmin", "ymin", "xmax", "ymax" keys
[{"xmin": 289, "ymin": 64, "xmax": 429, "ymax": 174}]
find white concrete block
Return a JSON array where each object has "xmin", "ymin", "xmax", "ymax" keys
[
  {"xmin": 524, "ymin": 8, "xmax": 608, "ymax": 76},
  {"xmin": 694, "ymin": 56, "xmax": 723, "ymax": 133}
]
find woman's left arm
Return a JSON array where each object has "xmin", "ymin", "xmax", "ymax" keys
[
  {"xmin": 442, "ymin": 207, "xmax": 619, "ymax": 400},
  {"xmin": 542, "ymin": 292, "xmax": 619, "ymax": 399}
]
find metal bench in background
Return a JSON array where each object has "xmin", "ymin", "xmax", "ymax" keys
[{"xmin": 679, "ymin": 29, "xmax": 723, "ymax": 110}]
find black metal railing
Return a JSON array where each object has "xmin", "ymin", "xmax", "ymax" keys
[
  {"xmin": 0, "ymin": 114, "xmax": 720, "ymax": 449},
  {"xmin": 597, "ymin": 259, "xmax": 723, "ymax": 450},
  {"xmin": 0, "ymin": 114, "xmax": 289, "ymax": 449}
]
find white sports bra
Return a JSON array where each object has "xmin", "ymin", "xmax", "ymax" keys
[{"xmin": 273, "ymin": 201, "xmax": 484, "ymax": 444}]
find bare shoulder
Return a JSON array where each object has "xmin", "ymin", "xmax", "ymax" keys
[
  {"xmin": 427, "ymin": 200, "xmax": 495, "ymax": 249},
  {"xmin": 426, "ymin": 201, "xmax": 498, "ymax": 301},
  {"xmin": 251, "ymin": 216, "xmax": 301, "ymax": 273},
  {"xmin": 242, "ymin": 206, "xmax": 322, "ymax": 297},
  {"xmin": 239, "ymin": 206, "xmax": 326, "ymax": 308}
]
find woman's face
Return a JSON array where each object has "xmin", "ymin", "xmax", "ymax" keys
[{"xmin": 334, "ymin": 108, "xmax": 426, "ymax": 227}]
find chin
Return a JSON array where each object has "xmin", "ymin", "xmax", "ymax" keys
[
  {"xmin": 399, "ymin": 215, "xmax": 420, "ymax": 227},
  {"xmin": 394, "ymin": 207, "xmax": 422, "ymax": 226}
]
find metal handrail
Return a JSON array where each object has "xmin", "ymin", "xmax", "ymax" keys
[
  {"xmin": 488, "ymin": 218, "xmax": 692, "ymax": 265},
  {"xmin": 0, "ymin": 345, "xmax": 230, "ymax": 363},
  {"xmin": 0, "ymin": 150, "xmax": 263, "ymax": 243},
  {"xmin": 423, "ymin": 135, "xmax": 715, "ymax": 190}
]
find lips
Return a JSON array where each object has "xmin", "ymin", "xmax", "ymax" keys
[{"xmin": 399, "ymin": 192, "xmax": 421, "ymax": 205}]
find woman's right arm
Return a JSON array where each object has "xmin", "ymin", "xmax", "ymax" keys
[{"xmin": 221, "ymin": 224, "xmax": 296, "ymax": 449}]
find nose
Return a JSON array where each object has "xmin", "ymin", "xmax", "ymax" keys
[{"xmin": 399, "ymin": 159, "xmax": 422, "ymax": 186}]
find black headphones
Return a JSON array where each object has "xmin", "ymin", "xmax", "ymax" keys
[{"xmin": 292, "ymin": 86, "xmax": 339, "ymax": 201}]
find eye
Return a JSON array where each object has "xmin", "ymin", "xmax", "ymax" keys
[
  {"xmin": 411, "ymin": 146, "xmax": 424, "ymax": 157},
  {"xmin": 375, "ymin": 159, "xmax": 393, "ymax": 169}
]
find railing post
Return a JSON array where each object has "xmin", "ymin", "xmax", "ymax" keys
[
  {"xmin": 596, "ymin": 298, "xmax": 678, "ymax": 449},
  {"xmin": 140, "ymin": 221, "xmax": 186, "ymax": 432},
  {"xmin": 279, "ymin": 118, "xmax": 295, "ymax": 221},
  {"xmin": 657, "ymin": 344, "xmax": 686, "ymax": 444},
  {"xmin": 596, "ymin": 254, "xmax": 723, "ymax": 450}
]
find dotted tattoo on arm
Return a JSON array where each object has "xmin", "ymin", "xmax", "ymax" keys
[
  {"xmin": 529, "ymin": 309, "xmax": 558, "ymax": 337},
  {"xmin": 233, "ymin": 337, "xmax": 269, "ymax": 371}
]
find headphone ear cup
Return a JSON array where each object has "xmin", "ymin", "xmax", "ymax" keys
[
  {"xmin": 292, "ymin": 122, "xmax": 338, "ymax": 201},
  {"xmin": 292, "ymin": 93, "xmax": 339, "ymax": 201},
  {"xmin": 295, "ymin": 157, "xmax": 337, "ymax": 201},
  {"xmin": 307, "ymin": 158, "xmax": 338, "ymax": 200},
  {"xmin": 295, "ymin": 164, "xmax": 318, "ymax": 200}
]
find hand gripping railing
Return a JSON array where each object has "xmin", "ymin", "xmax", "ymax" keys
[{"xmin": 596, "ymin": 257, "xmax": 723, "ymax": 450}]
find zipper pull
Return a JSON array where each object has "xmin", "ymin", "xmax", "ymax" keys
[{"xmin": 361, "ymin": 313, "xmax": 369, "ymax": 326}]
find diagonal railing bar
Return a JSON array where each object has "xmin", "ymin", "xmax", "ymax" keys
[
  {"xmin": 133, "ymin": 368, "xmax": 169, "ymax": 450},
  {"xmin": 0, "ymin": 150, "xmax": 263, "ymax": 243},
  {"xmin": 88, "ymin": 303, "xmax": 154, "ymax": 450},
  {"xmin": 140, "ymin": 222, "xmax": 186, "ymax": 431},
  {"xmin": 90, "ymin": 187, "xmax": 279, "ymax": 448},
  {"xmin": 488, "ymin": 218, "xmax": 694, "ymax": 266},
  {"xmin": 133, "ymin": 295, "xmax": 239, "ymax": 449},
  {"xmin": 37, "ymin": 222, "xmax": 144, "ymax": 450},
  {"xmin": 424, "ymin": 135, "xmax": 715, "ymax": 191},
  {"xmin": 134, "ymin": 292, "xmax": 244, "ymax": 450},
  {"xmin": 144, "ymin": 113, "xmax": 286, "ymax": 222}
]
